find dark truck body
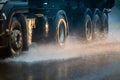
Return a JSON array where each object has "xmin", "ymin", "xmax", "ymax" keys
[
  {"xmin": 29, "ymin": 0, "xmax": 114, "ymax": 9},
  {"xmin": 0, "ymin": 0, "xmax": 114, "ymax": 56},
  {"xmin": 28, "ymin": 0, "xmax": 114, "ymax": 16},
  {"xmin": 29, "ymin": 0, "xmax": 114, "ymax": 33}
]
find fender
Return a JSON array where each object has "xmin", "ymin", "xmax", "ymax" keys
[
  {"xmin": 103, "ymin": 8, "xmax": 109, "ymax": 14},
  {"xmin": 84, "ymin": 8, "xmax": 92, "ymax": 17},
  {"xmin": 93, "ymin": 8, "xmax": 102, "ymax": 19},
  {"xmin": 56, "ymin": 10, "xmax": 69, "ymax": 36},
  {"xmin": 2, "ymin": 1, "xmax": 28, "ymax": 30},
  {"xmin": 56, "ymin": 10, "xmax": 68, "ymax": 26}
]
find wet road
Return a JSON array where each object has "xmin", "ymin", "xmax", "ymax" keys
[
  {"xmin": 0, "ymin": 52, "xmax": 120, "ymax": 80},
  {"xmin": 0, "ymin": 7, "xmax": 120, "ymax": 80}
]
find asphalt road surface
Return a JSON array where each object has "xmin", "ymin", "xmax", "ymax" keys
[{"xmin": 0, "ymin": 7, "xmax": 120, "ymax": 80}]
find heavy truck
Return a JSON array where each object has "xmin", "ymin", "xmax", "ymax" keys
[{"xmin": 0, "ymin": 0, "xmax": 114, "ymax": 57}]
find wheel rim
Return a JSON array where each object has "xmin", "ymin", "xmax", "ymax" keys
[
  {"xmin": 57, "ymin": 18, "xmax": 66, "ymax": 46},
  {"xmin": 59, "ymin": 23, "xmax": 65, "ymax": 44},
  {"xmin": 85, "ymin": 15, "xmax": 92, "ymax": 41},
  {"xmin": 10, "ymin": 28, "xmax": 23, "ymax": 55}
]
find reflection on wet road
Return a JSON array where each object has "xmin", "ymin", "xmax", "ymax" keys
[
  {"xmin": 0, "ymin": 7, "xmax": 120, "ymax": 80},
  {"xmin": 0, "ymin": 53, "xmax": 120, "ymax": 80}
]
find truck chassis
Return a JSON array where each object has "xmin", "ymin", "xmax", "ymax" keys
[{"xmin": 0, "ymin": 0, "xmax": 114, "ymax": 57}]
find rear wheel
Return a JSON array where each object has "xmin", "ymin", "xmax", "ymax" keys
[
  {"xmin": 8, "ymin": 17, "xmax": 23, "ymax": 56},
  {"xmin": 81, "ymin": 14, "xmax": 93, "ymax": 42},
  {"xmin": 93, "ymin": 14, "xmax": 102, "ymax": 39},
  {"xmin": 101, "ymin": 12, "xmax": 108, "ymax": 39},
  {"xmin": 56, "ymin": 15, "xmax": 67, "ymax": 46}
]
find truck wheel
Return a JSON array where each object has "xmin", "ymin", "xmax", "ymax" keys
[
  {"xmin": 56, "ymin": 15, "xmax": 67, "ymax": 46},
  {"xmin": 82, "ymin": 14, "xmax": 93, "ymax": 41},
  {"xmin": 93, "ymin": 14, "xmax": 102, "ymax": 39},
  {"xmin": 8, "ymin": 17, "xmax": 23, "ymax": 56},
  {"xmin": 16, "ymin": 14, "xmax": 29, "ymax": 51},
  {"xmin": 101, "ymin": 13, "xmax": 108, "ymax": 39}
]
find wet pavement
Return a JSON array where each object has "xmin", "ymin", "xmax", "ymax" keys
[
  {"xmin": 0, "ymin": 51, "xmax": 120, "ymax": 80},
  {"xmin": 0, "ymin": 7, "xmax": 120, "ymax": 80}
]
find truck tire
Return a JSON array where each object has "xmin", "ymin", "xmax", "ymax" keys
[
  {"xmin": 81, "ymin": 14, "xmax": 93, "ymax": 42},
  {"xmin": 8, "ymin": 17, "xmax": 23, "ymax": 56},
  {"xmin": 16, "ymin": 14, "xmax": 29, "ymax": 51},
  {"xmin": 56, "ymin": 15, "xmax": 67, "ymax": 46},
  {"xmin": 93, "ymin": 13, "xmax": 102, "ymax": 39},
  {"xmin": 101, "ymin": 12, "xmax": 108, "ymax": 39}
]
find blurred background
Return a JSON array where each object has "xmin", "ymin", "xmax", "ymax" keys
[{"xmin": 116, "ymin": 0, "xmax": 120, "ymax": 9}]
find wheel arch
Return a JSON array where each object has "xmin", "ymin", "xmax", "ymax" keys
[
  {"xmin": 2, "ymin": 1, "xmax": 28, "ymax": 30},
  {"xmin": 84, "ymin": 8, "xmax": 92, "ymax": 18},
  {"xmin": 56, "ymin": 10, "xmax": 68, "ymax": 27},
  {"xmin": 102, "ymin": 8, "xmax": 108, "ymax": 15},
  {"xmin": 56, "ymin": 10, "xmax": 69, "ymax": 36},
  {"xmin": 93, "ymin": 8, "xmax": 102, "ymax": 19}
]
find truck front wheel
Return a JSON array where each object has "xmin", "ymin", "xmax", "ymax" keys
[
  {"xmin": 16, "ymin": 14, "xmax": 29, "ymax": 51},
  {"xmin": 8, "ymin": 17, "xmax": 23, "ymax": 56}
]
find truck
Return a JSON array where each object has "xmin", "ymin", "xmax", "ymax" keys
[{"xmin": 0, "ymin": 0, "xmax": 114, "ymax": 57}]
